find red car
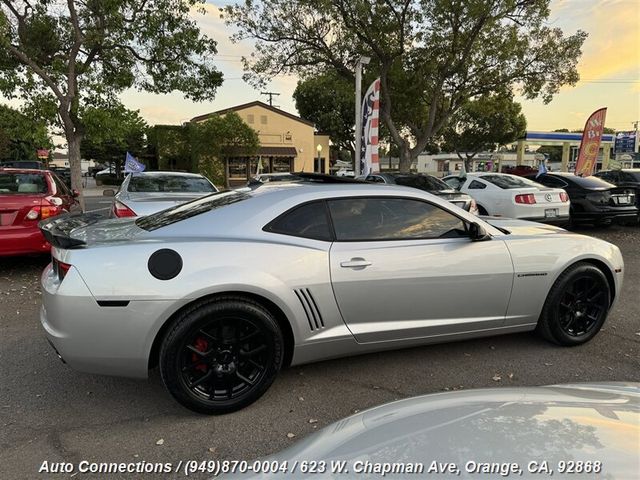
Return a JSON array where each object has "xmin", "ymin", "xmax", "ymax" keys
[{"xmin": 0, "ymin": 168, "xmax": 80, "ymax": 256}]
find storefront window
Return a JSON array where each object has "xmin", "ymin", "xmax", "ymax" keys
[
  {"xmin": 272, "ymin": 158, "xmax": 292, "ymax": 173},
  {"xmin": 228, "ymin": 158, "xmax": 248, "ymax": 179}
]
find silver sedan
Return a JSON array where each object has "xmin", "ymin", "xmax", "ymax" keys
[
  {"xmin": 39, "ymin": 178, "xmax": 624, "ymax": 414},
  {"xmin": 105, "ymin": 171, "xmax": 218, "ymax": 217}
]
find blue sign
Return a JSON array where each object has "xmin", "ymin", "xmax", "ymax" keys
[{"xmin": 614, "ymin": 131, "xmax": 637, "ymax": 154}]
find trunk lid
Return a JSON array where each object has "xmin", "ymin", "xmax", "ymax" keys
[
  {"xmin": 39, "ymin": 213, "xmax": 144, "ymax": 248},
  {"xmin": 0, "ymin": 194, "xmax": 45, "ymax": 227}
]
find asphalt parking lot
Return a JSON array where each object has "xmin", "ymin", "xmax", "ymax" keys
[{"xmin": 1, "ymin": 225, "xmax": 639, "ymax": 480}]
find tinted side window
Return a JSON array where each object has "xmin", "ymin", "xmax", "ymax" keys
[
  {"xmin": 265, "ymin": 201, "xmax": 332, "ymax": 241},
  {"xmin": 52, "ymin": 175, "xmax": 68, "ymax": 195},
  {"xmin": 537, "ymin": 175, "xmax": 567, "ymax": 188},
  {"xmin": 468, "ymin": 180, "xmax": 486, "ymax": 189},
  {"xmin": 328, "ymin": 197, "xmax": 467, "ymax": 241}
]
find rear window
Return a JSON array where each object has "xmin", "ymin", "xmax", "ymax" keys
[
  {"xmin": 0, "ymin": 172, "xmax": 48, "ymax": 194},
  {"xmin": 563, "ymin": 175, "xmax": 615, "ymax": 189},
  {"xmin": 393, "ymin": 175, "xmax": 448, "ymax": 191},
  {"xmin": 481, "ymin": 174, "xmax": 543, "ymax": 189},
  {"xmin": 128, "ymin": 175, "xmax": 216, "ymax": 193},
  {"xmin": 135, "ymin": 190, "xmax": 250, "ymax": 231}
]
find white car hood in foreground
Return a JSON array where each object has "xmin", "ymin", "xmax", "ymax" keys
[{"xmin": 227, "ymin": 383, "xmax": 639, "ymax": 479}]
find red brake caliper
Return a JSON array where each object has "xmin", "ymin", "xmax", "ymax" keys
[{"xmin": 192, "ymin": 337, "xmax": 209, "ymax": 372}]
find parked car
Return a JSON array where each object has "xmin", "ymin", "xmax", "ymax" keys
[
  {"xmin": 443, "ymin": 172, "xmax": 569, "ymax": 224},
  {"xmin": 0, "ymin": 160, "xmax": 44, "ymax": 169},
  {"xmin": 226, "ymin": 383, "xmax": 639, "ymax": 480},
  {"xmin": 593, "ymin": 169, "xmax": 640, "ymax": 211},
  {"xmin": 48, "ymin": 166, "xmax": 71, "ymax": 188},
  {"xmin": 0, "ymin": 168, "xmax": 79, "ymax": 256},
  {"xmin": 40, "ymin": 175, "xmax": 623, "ymax": 414},
  {"xmin": 359, "ymin": 172, "xmax": 478, "ymax": 214},
  {"xmin": 525, "ymin": 172, "xmax": 638, "ymax": 227},
  {"xmin": 106, "ymin": 171, "xmax": 218, "ymax": 217}
]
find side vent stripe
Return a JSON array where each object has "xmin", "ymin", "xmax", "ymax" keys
[
  {"xmin": 305, "ymin": 289, "xmax": 325, "ymax": 328},
  {"xmin": 294, "ymin": 290, "xmax": 315, "ymax": 331},
  {"xmin": 294, "ymin": 288, "xmax": 325, "ymax": 331}
]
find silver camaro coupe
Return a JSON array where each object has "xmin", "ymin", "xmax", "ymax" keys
[{"xmin": 39, "ymin": 175, "xmax": 624, "ymax": 414}]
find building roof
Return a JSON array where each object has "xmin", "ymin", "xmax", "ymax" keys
[
  {"xmin": 190, "ymin": 101, "xmax": 315, "ymax": 127},
  {"xmin": 520, "ymin": 131, "xmax": 615, "ymax": 143},
  {"xmin": 258, "ymin": 146, "xmax": 298, "ymax": 157}
]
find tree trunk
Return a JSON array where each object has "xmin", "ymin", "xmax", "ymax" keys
[
  {"xmin": 67, "ymin": 134, "xmax": 85, "ymax": 211},
  {"xmin": 398, "ymin": 142, "xmax": 412, "ymax": 173}
]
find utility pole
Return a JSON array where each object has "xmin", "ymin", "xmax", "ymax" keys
[
  {"xmin": 354, "ymin": 56, "xmax": 371, "ymax": 176},
  {"xmin": 260, "ymin": 92, "xmax": 280, "ymax": 107}
]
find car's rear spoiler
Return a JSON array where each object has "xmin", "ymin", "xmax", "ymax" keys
[{"xmin": 39, "ymin": 212, "xmax": 103, "ymax": 249}]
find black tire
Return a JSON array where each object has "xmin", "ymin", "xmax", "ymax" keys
[
  {"xmin": 536, "ymin": 262, "xmax": 611, "ymax": 346},
  {"xmin": 159, "ymin": 297, "xmax": 284, "ymax": 414}
]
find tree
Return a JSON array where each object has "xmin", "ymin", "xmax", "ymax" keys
[
  {"xmin": 0, "ymin": 104, "xmax": 51, "ymax": 162},
  {"xmin": 0, "ymin": 1, "xmax": 223, "ymax": 209},
  {"xmin": 224, "ymin": 0, "xmax": 587, "ymax": 173},
  {"xmin": 442, "ymin": 93, "xmax": 527, "ymax": 171},
  {"xmin": 189, "ymin": 113, "xmax": 260, "ymax": 187},
  {"xmin": 150, "ymin": 113, "xmax": 259, "ymax": 187},
  {"xmin": 81, "ymin": 102, "xmax": 147, "ymax": 173},
  {"xmin": 293, "ymin": 73, "xmax": 355, "ymax": 154}
]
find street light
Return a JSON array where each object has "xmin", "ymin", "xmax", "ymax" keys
[
  {"xmin": 316, "ymin": 144, "xmax": 323, "ymax": 174},
  {"xmin": 354, "ymin": 55, "xmax": 371, "ymax": 177}
]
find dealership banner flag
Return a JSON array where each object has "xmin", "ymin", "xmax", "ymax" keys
[
  {"xmin": 360, "ymin": 78, "xmax": 381, "ymax": 175},
  {"xmin": 575, "ymin": 108, "xmax": 607, "ymax": 177},
  {"xmin": 124, "ymin": 152, "xmax": 145, "ymax": 173}
]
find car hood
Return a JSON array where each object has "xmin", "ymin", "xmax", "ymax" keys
[
  {"xmin": 482, "ymin": 217, "xmax": 568, "ymax": 235},
  {"xmin": 117, "ymin": 193, "xmax": 210, "ymax": 216},
  {"xmin": 431, "ymin": 189, "xmax": 471, "ymax": 201},
  {"xmin": 228, "ymin": 383, "xmax": 639, "ymax": 479}
]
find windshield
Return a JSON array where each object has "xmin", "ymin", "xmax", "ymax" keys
[
  {"xmin": 0, "ymin": 172, "xmax": 48, "ymax": 194},
  {"xmin": 481, "ymin": 174, "xmax": 544, "ymax": 189},
  {"xmin": 393, "ymin": 175, "xmax": 448, "ymax": 191},
  {"xmin": 135, "ymin": 190, "xmax": 250, "ymax": 231},
  {"xmin": 128, "ymin": 175, "xmax": 216, "ymax": 193}
]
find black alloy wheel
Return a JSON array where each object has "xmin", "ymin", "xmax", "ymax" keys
[
  {"xmin": 537, "ymin": 262, "xmax": 611, "ymax": 346},
  {"xmin": 160, "ymin": 297, "xmax": 283, "ymax": 414}
]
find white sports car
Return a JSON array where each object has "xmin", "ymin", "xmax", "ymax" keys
[
  {"xmin": 443, "ymin": 172, "xmax": 570, "ymax": 224},
  {"xmin": 39, "ymin": 175, "xmax": 623, "ymax": 414}
]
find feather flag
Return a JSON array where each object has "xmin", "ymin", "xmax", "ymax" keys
[
  {"xmin": 359, "ymin": 78, "xmax": 381, "ymax": 175},
  {"xmin": 575, "ymin": 108, "xmax": 607, "ymax": 177}
]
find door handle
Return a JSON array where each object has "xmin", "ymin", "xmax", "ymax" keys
[{"xmin": 340, "ymin": 258, "xmax": 372, "ymax": 269}]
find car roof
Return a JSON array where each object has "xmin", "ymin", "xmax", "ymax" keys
[
  {"xmin": 129, "ymin": 171, "xmax": 205, "ymax": 178},
  {"xmin": 0, "ymin": 167, "xmax": 49, "ymax": 174}
]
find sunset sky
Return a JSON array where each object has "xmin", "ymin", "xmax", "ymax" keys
[
  {"xmin": 122, "ymin": 0, "xmax": 639, "ymax": 134},
  {"xmin": 4, "ymin": 0, "xmax": 640, "ymax": 143}
]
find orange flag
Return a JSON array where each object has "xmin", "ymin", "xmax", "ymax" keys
[{"xmin": 575, "ymin": 108, "xmax": 607, "ymax": 177}]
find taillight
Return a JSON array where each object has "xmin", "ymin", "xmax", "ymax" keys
[
  {"xmin": 515, "ymin": 194, "xmax": 537, "ymax": 204},
  {"xmin": 112, "ymin": 201, "xmax": 137, "ymax": 217},
  {"xmin": 53, "ymin": 258, "xmax": 72, "ymax": 282},
  {"xmin": 42, "ymin": 196, "xmax": 63, "ymax": 219},
  {"xmin": 560, "ymin": 192, "xmax": 569, "ymax": 203}
]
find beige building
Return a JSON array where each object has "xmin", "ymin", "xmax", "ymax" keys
[{"xmin": 191, "ymin": 101, "xmax": 330, "ymax": 187}]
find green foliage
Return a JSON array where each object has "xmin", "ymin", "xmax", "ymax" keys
[
  {"xmin": 151, "ymin": 113, "xmax": 259, "ymax": 187},
  {"xmin": 442, "ymin": 94, "xmax": 527, "ymax": 169},
  {"xmin": 0, "ymin": 0, "xmax": 223, "ymax": 201},
  {"xmin": 80, "ymin": 102, "xmax": 148, "ymax": 166},
  {"xmin": 536, "ymin": 145, "xmax": 562, "ymax": 162},
  {"xmin": 293, "ymin": 73, "xmax": 355, "ymax": 152},
  {"xmin": 224, "ymin": 0, "xmax": 587, "ymax": 171},
  {"xmin": 0, "ymin": 104, "xmax": 51, "ymax": 162}
]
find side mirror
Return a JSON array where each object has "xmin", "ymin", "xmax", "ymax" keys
[
  {"xmin": 468, "ymin": 222, "xmax": 491, "ymax": 242},
  {"xmin": 72, "ymin": 189, "xmax": 79, "ymax": 198},
  {"xmin": 103, "ymin": 189, "xmax": 115, "ymax": 197}
]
